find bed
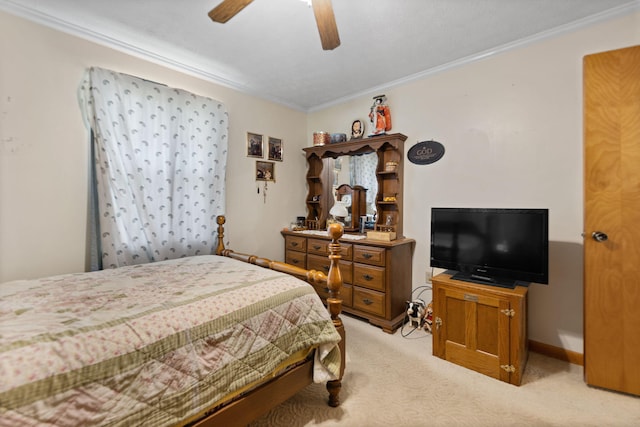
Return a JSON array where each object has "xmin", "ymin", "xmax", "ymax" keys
[{"xmin": 0, "ymin": 216, "xmax": 345, "ymax": 426}]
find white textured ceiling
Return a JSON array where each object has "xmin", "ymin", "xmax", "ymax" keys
[{"xmin": 1, "ymin": 0, "xmax": 638, "ymax": 111}]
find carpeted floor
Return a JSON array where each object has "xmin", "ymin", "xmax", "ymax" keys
[{"xmin": 250, "ymin": 314, "xmax": 640, "ymax": 427}]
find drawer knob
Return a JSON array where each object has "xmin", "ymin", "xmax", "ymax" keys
[
  {"xmin": 362, "ymin": 298, "xmax": 374, "ymax": 305},
  {"xmin": 292, "ymin": 259, "xmax": 299, "ymax": 264},
  {"xmin": 362, "ymin": 253, "xmax": 373, "ymax": 259},
  {"xmin": 313, "ymin": 245, "xmax": 322, "ymax": 250},
  {"xmin": 363, "ymin": 274, "xmax": 373, "ymax": 281},
  {"xmin": 291, "ymin": 242, "xmax": 298, "ymax": 247}
]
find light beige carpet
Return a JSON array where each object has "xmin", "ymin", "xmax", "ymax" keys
[{"xmin": 250, "ymin": 314, "xmax": 639, "ymax": 427}]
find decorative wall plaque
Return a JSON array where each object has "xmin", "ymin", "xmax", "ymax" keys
[{"xmin": 408, "ymin": 140, "xmax": 445, "ymax": 165}]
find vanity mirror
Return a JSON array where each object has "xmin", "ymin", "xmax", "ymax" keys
[
  {"xmin": 286, "ymin": 133, "xmax": 414, "ymax": 333},
  {"xmin": 303, "ymin": 133, "xmax": 407, "ymax": 237},
  {"xmin": 334, "ymin": 183, "xmax": 368, "ymax": 232}
]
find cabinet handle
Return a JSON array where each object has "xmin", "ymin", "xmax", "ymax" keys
[
  {"xmin": 362, "ymin": 274, "xmax": 374, "ymax": 281},
  {"xmin": 313, "ymin": 245, "xmax": 322, "ymax": 250},
  {"xmin": 500, "ymin": 364, "xmax": 516, "ymax": 373},
  {"xmin": 362, "ymin": 253, "xmax": 373, "ymax": 259},
  {"xmin": 291, "ymin": 242, "xmax": 298, "ymax": 247},
  {"xmin": 435, "ymin": 316, "xmax": 442, "ymax": 331},
  {"xmin": 362, "ymin": 298, "xmax": 373, "ymax": 305},
  {"xmin": 292, "ymin": 259, "xmax": 299, "ymax": 264}
]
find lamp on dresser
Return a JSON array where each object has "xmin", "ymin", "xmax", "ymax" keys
[{"xmin": 328, "ymin": 203, "xmax": 349, "ymax": 227}]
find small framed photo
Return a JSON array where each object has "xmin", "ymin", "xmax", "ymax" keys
[
  {"xmin": 268, "ymin": 137, "xmax": 283, "ymax": 161},
  {"xmin": 256, "ymin": 161, "xmax": 275, "ymax": 181},
  {"xmin": 247, "ymin": 132, "xmax": 264, "ymax": 158}
]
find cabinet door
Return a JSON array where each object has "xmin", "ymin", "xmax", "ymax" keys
[{"xmin": 434, "ymin": 283, "xmax": 511, "ymax": 383}]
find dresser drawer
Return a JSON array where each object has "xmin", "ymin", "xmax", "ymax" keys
[
  {"xmin": 353, "ymin": 263, "xmax": 385, "ymax": 291},
  {"xmin": 285, "ymin": 250, "xmax": 306, "ymax": 268},
  {"xmin": 307, "ymin": 254, "xmax": 352, "ymax": 284},
  {"xmin": 308, "ymin": 238, "xmax": 353, "ymax": 260},
  {"xmin": 353, "ymin": 287, "xmax": 385, "ymax": 316},
  {"xmin": 313, "ymin": 282, "xmax": 353, "ymax": 308},
  {"xmin": 341, "ymin": 283, "xmax": 353, "ymax": 307},
  {"xmin": 353, "ymin": 245, "xmax": 385, "ymax": 266},
  {"xmin": 285, "ymin": 235, "xmax": 306, "ymax": 252},
  {"xmin": 307, "ymin": 238, "xmax": 327, "ymax": 255}
]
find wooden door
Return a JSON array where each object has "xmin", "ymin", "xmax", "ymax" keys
[{"xmin": 584, "ymin": 45, "xmax": 640, "ymax": 396}]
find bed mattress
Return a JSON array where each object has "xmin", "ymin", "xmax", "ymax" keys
[{"xmin": 0, "ymin": 255, "xmax": 341, "ymax": 426}]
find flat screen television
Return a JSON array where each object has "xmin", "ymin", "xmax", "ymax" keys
[{"xmin": 430, "ymin": 208, "xmax": 549, "ymax": 288}]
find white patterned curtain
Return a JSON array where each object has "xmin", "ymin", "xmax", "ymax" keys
[
  {"xmin": 351, "ymin": 152, "xmax": 378, "ymax": 207},
  {"xmin": 80, "ymin": 67, "xmax": 228, "ymax": 269}
]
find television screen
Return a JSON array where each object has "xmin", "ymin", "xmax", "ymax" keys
[{"xmin": 430, "ymin": 208, "xmax": 549, "ymax": 288}]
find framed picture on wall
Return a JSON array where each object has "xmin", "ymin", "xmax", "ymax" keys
[
  {"xmin": 268, "ymin": 137, "xmax": 283, "ymax": 161},
  {"xmin": 247, "ymin": 132, "xmax": 264, "ymax": 158},
  {"xmin": 256, "ymin": 161, "xmax": 275, "ymax": 181}
]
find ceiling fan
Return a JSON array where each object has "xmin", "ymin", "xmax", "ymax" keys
[{"xmin": 208, "ymin": 0, "xmax": 340, "ymax": 50}]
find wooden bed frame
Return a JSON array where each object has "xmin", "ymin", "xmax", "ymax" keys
[{"xmin": 187, "ymin": 215, "xmax": 346, "ymax": 426}]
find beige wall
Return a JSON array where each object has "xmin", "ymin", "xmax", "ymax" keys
[
  {"xmin": 0, "ymin": 11, "xmax": 308, "ymax": 281},
  {"xmin": 2, "ymin": 8, "xmax": 639, "ymax": 353},
  {"xmin": 308, "ymin": 11, "xmax": 640, "ymax": 352}
]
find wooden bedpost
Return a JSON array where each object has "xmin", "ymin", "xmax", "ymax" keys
[
  {"xmin": 215, "ymin": 215, "xmax": 226, "ymax": 255},
  {"xmin": 213, "ymin": 215, "xmax": 346, "ymax": 409},
  {"xmin": 325, "ymin": 223, "xmax": 345, "ymax": 407}
]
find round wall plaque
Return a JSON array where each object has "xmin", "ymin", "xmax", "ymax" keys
[{"xmin": 408, "ymin": 140, "xmax": 445, "ymax": 165}]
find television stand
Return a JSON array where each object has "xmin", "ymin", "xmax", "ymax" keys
[
  {"xmin": 432, "ymin": 272, "xmax": 529, "ymax": 385},
  {"xmin": 451, "ymin": 272, "xmax": 517, "ymax": 289}
]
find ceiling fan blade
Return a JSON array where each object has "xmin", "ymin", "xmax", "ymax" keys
[
  {"xmin": 208, "ymin": 0, "xmax": 254, "ymax": 23},
  {"xmin": 311, "ymin": 0, "xmax": 340, "ymax": 50}
]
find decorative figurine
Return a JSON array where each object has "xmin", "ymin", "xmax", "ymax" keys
[
  {"xmin": 350, "ymin": 119, "xmax": 364, "ymax": 140},
  {"xmin": 368, "ymin": 94, "xmax": 392, "ymax": 136}
]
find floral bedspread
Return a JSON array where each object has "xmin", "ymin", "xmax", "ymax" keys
[{"xmin": 0, "ymin": 255, "xmax": 341, "ymax": 426}]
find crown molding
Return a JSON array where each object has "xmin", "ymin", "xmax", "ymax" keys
[
  {"xmin": 0, "ymin": 0, "xmax": 307, "ymax": 111},
  {"xmin": 2, "ymin": 0, "xmax": 638, "ymax": 114},
  {"xmin": 309, "ymin": 1, "xmax": 640, "ymax": 113}
]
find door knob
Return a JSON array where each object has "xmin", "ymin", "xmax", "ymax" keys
[{"xmin": 592, "ymin": 231, "xmax": 608, "ymax": 242}]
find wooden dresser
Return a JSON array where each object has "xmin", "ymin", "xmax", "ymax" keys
[{"xmin": 282, "ymin": 230, "xmax": 415, "ymax": 333}]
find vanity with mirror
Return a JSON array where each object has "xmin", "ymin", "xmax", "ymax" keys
[
  {"xmin": 281, "ymin": 133, "xmax": 415, "ymax": 333},
  {"xmin": 302, "ymin": 133, "xmax": 407, "ymax": 236}
]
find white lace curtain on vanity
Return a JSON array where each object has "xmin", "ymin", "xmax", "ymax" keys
[
  {"xmin": 350, "ymin": 153, "xmax": 378, "ymax": 210},
  {"xmin": 80, "ymin": 67, "xmax": 228, "ymax": 269}
]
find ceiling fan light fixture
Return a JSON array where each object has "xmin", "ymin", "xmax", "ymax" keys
[
  {"xmin": 208, "ymin": 0, "xmax": 254, "ymax": 23},
  {"xmin": 312, "ymin": 0, "xmax": 340, "ymax": 50},
  {"xmin": 209, "ymin": 0, "xmax": 340, "ymax": 50}
]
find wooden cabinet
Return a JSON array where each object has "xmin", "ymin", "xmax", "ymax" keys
[
  {"xmin": 283, "ymin": 231, "xmax": 415, "ymax": 333},
  {"xmin": 303, "ymin": 133, "xmax": 406, "ymax": 237},
  {"xmin": 432, "ymin": 273, "xmax": 528, "ymax": 385}
]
